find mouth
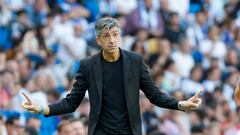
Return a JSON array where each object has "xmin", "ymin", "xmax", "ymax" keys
[{"xmin": 108, "ymin": 46, "xmax": 117, "ymax": 49}]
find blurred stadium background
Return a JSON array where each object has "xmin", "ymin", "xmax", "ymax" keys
[{"xmin": 0, "ymin": 0, "xmax": 240, "ymax": 135}]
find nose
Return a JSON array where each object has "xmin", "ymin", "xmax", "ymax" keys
[{"xmin": 109, "ymin": 35, "xmax": 115, "ymax": 43}]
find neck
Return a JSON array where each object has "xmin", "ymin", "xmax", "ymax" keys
[{"xmin": 102, "ymin": 49, "xmax": 120, "ymax": 62}]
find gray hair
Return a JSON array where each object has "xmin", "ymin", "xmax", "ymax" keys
[{"xmin": 95, "ymin": 17, "xmax": 121, "ymax": 37}]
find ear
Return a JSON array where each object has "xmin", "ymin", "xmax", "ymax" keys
[{"xmin": 96, "ymin": 37, "xmax": 102, "ymax": 47}]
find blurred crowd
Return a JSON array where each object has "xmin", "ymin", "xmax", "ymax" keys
[{"xmin": 0, "ymin": 0, "xmax": 240, "ymax": 135}]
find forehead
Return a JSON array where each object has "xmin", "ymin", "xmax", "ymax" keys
[
  {"xmin": 72, "ymin": 121, "xmax": 84, "ymax": 127},
  {"xmin": 101, "ymin": 27, "xmax": 119, "ymax": 35}
]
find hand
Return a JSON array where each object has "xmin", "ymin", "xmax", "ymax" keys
[
  {"xmin": 21, "ymin": 92, "xmax": 43, "ymax": 114},
  {"xmin": 234, "ymin": 80, "xmax": 240, "ymax": 106},
  {"xmin": 178, "ymin": 89, "xmax": 203, "ymax": 111}
]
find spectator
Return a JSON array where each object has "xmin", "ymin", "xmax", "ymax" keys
[
  {"xmin": 99, "ymin": 0, "xmax": 137, "ymax": 16},
  {"xmin": 57, "ymin": 120, "xmax": 73, "ymax": 135},
  {"xmin": 225, "ymin": 49, "xmax": 240, "ymax": 72},
  {"xmin": 148, "ymin": 38, "xmax": 171, "ymax": 74},
  {"xmin": 161, "ymin": 58, "xmax": 181, "ymax": 93},
  {"xmin": 69, "ymin": 118, "xmax": 86, "ymax": 135},
  {"xmin": 6, "ymin": 116, "xmax": 24, "ymax": 135},
  {"xmin": 11, "ymin": 9, "xmax": 33, "ymax": 43},
  {"xmin": 124, "ymin": 0, "xmax": 164, "ymax": 36},
  {"xmin": 187, "ymin": 11, "xmax": 208, "ymax": 48},
  {"xmin": 231, "ymin": 28, "xmax": 240, "ymax": 62},
  {"xmin": 57, "ymin": 22, "xmax": 88, "ymax": 68},
  {"xmin": 199, "ymin": 25, "xmax": 227, "ymax": 69},
  {"xmin": 159, "ymin": 0, "xmax": 173, "ymax": 25},
  {"xmin": 0, "ymin": 114, "xmax": 7, "ymax": 135},
  {"xmin": 24, "ymin": 126, "xmax": 38, "ymax": 135},
  {"xmin": 223, "ymin": 71, "xmax": 239, "ymax": 110},
  {"xmin": 202, "ymin": 67, "xmax": 222, "ymax": 93},
  {"xmin": 171, "ymin": 38, "xmax": 195, "ymax": 77},
  {"xmin": 0, "ymin": 75, "xmax": 11, "ymax": 109},
  {"xmin": 181, "ymin": 64, "xmax": 204, "ymax": 96},
  {"xmin": 163, "ymin": 12, "xmax": 185, "ymax": 45},
  {"xmin": 26, "ymin": 117, "xmax": 41, "ymax": 133}
]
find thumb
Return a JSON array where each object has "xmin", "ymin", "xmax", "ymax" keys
[
  {"xmin": 187, "ymin": 101, "xmax": 198, "ymax": 108},
  {"xmin": 22, "ymin": 102, "xmax": 40, "ymax": 112}
]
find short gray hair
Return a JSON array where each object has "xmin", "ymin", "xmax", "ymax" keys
[{"xmin": 95, "ymin": 17, "xmax": 121, "ymax": 37}]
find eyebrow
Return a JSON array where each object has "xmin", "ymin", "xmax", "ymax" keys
[{"xmin": 102, "ymin": 30, "xmax": 119, "ymax": 35}]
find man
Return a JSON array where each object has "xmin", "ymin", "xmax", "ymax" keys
[
  {"xmin": 22, "ymin": 17, "xmax": 202, "ymax": 135},
  {"xmin": 69, "ymin": 118, "xmax": 86, "ymax": 135},
  {"xmin": 5, "ymin": 116, "xmax": 24, "ymax": 135},
  {"xmin": 57, "ymin": 120, "xmax": 73, "ymax": 135},
  {"xmin": 26, "ymin": 117, "xmax": 41, "ymax": 133}
]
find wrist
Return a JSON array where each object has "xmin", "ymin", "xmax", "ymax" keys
[
  {"xmin": 43, "ymin": 106, "xmax": 50, "ymax": 115},
  {"xmin": 178, "ymin": 101, "xmax": 185, "ymax": 111},
  {"xmin": 39, "ymin": 106, "xmax": 44, "ymax": 114}
]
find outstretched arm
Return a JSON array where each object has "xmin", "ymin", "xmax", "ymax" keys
[
  {"xmin": 140, "ymin": 58, "xmax": 180, "ymax": 110},
  {"xmin": 140, "ymin": 58, "xmax": 202, "ymax": 111},
  {"xmin": 22, "ymin": 61, "xmax": 89, "ymax": 116}
]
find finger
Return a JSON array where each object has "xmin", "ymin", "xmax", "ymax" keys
[
  {"xmin": 25, "ymin": 105, "xmax": 37, "ymax": 111},
  {"xmin": 188, "ymin": 104, "xmax": 199, "ymax": 110},
  {"xmin": 185, "ymin": 107, "xmax": 197, "ymax": 112},
  {"xmin": 192, "ymin": 99, "xmax": 202, "ymax": 110},
  {"xmin": 21, "ymin": 92, "xmax": 32, "ymax": 105},
  {"xmin": 193, "ymin": 89, "xmax": 204, "ymax": 98},
  {"xmin": 186, "ymin": 102, "xmax": 198, "ymax": 109},
  {"xmin": 192, "ymin": 98, "xmax": 201, "ymax": 103},
  {"xmin": 22, "ymin": 102, "xmax": 37, "ymax": 110},
  {"xmin": 197, "ymin": 99, "xmax": 202, "ymax": 106},
  {"xmin": 22, "ymin": 102, "xmax": 32, "ymax": 109},
  {"xmin": 22, "ymin": 101, "xmax": 31, "ymax": 106},
  {"xmin": 21, "ymin": 92, "xmax": 32, "ymax": 104},
  {"xmin": 22, "ymin": 102, "xmax": 27, "ymax": 109},
  {"xmin": 190, "ymin": 106, "xmax": 198, "ymax": 110}
]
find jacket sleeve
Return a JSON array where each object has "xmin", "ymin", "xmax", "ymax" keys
[
  {"xmin": 140, "ymin": 58, "xmax": 180, "ymax": 110},
  {"xmin": 46, "ymin": 61, "xmax": 89, "ymax": 116}
]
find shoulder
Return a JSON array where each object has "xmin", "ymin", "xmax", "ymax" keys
[
  {"xmin": 80, "ymin": 57, "xmax": 91, "ymax": 66},
  {"xmin": 121, "ymin": 50, "xmax": 144, "ymax": 67},
  {"xmin": 80, "ymin": 52, "xmax": 101, "ymax": 66},
  {"xmin": 121, "ymin": 49, "xmax": 143, "ymax": 61}
]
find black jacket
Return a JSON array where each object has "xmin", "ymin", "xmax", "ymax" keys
[{"xmin": 47, "ymin": 49, "xmax": 180, "ymax": 135}]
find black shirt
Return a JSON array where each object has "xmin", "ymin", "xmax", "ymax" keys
[{"xmin": 99, "ymin": 54, "xmax": 132, "ymax": 135}]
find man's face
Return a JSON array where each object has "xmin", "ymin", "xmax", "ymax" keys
[{"xmin": 96, "ymin": 27, "xmax": 121, "ymax": 54}]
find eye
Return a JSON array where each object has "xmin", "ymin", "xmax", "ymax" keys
[
  {"xmin": 102, "ymin": 35, "xmax": 110, "ymax": 40},
  {"xmin": 113, "ymin": 33, "xmax": 119, "ymax": 37}
]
